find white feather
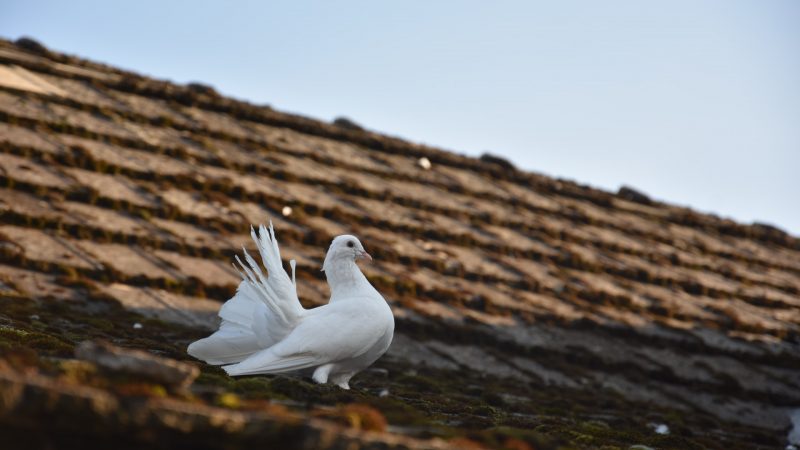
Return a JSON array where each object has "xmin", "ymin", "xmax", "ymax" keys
[
  {"xmin": 188, "ymin": 224, "xmax": 394, "ymax": 389},
  {"xmin": 188, "ymin": 223, "xmax": 304, "ymax": 364}
]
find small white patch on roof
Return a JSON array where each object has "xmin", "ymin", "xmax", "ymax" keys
[{"xmin": 417, "ymin": 157, "xmax": 431, "ymax": 170}]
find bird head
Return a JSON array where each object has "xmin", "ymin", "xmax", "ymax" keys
[{"xmin": 322, "ymin": 235, "xmax": 372, "ymax": 272}]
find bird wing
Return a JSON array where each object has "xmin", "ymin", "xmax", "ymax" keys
[{"xmin": 223, "ymin": 303, "xmax": 388, "ymax": 376}]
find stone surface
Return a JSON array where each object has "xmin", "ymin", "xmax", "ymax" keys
[
  {"xmin": 75, "ymin": 340, "xmax": 199, "ymax": 389},
  {"xmin": 99, "ymin": 282, "xmax": 220, "ymax": 330}
]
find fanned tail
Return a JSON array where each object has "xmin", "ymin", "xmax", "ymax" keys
[
  {"xmin": 252, "ymin": 222, "xmax": 303, "ymax": 318},
  {"xmin": 187, "ymin": 282, "xmax": 265, "ymax": 364},
  {"xmin": 188, "ymin": 222, "xmax": 305, "ymax": 365}
]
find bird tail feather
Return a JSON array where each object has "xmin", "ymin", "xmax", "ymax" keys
[
  {"xmin": 188, "ymin": 222, "xmax": 305, "ymax": 365},
  {"xmin": 187, "ymin": 282, "xmax": 265, "ymax": 365},
  {"xmin": 223, "ymin": 351, "xmax": 320, "ymax": 376}
]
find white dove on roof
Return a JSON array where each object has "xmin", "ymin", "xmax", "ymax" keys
[{"xmin": 187, "ymin": 222, "xmax": 394, "ymax": 389}]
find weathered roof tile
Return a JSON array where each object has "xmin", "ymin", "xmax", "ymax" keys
[
  {"xmin": 62, "ymin": 167, "xmax": 159, "ymax": 207},
  {"xmin": 0, "ymin": 152, "xmax": 73, "ymax": 189},
  {"xmin": 1, "ymin": 225, "xmax": 102, "ymax": 270}
]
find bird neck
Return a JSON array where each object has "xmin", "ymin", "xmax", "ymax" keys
[{"xmin": 325, "ymin": 259, "xmax": 372, "ymax": 300}]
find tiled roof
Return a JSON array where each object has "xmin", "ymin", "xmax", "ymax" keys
[{"xmin": 0, "ymin": 37, "xmax": 798, "ymax": 449}]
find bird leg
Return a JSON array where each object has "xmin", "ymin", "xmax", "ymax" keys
[
  {"xmin": 331, "ymin": 372, "xmax": 355, "ymax": 390},
  {"xmin": 312, "ymin": 364, "xmax": 333, "ymax": 384}
]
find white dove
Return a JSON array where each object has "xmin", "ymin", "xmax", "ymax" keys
[{"xmin": 187, "ymin": 222, "xmax": 394, "ymax": 389}]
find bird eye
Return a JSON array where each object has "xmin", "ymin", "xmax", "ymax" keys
[{"xmin": 346, "ymin": 241, "xmax": 355, "ymax": 248}]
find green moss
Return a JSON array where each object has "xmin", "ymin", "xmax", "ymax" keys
[
  {"xmin": 0, "ymin": 325, "xmax": 73, "ymax": 356},
  {"xmin": 196, "ymin": 370, "xmax": 233, "ymax": 389},
  {"xmin": 231, "ymin": 377, "xmax": 273, "ymax": 398},
  {"xmin": 393, "ymin": 373, "xmax": 443, "ymax": 394},
  {"xmin": 364, "ymin": 395, "xmax": 439, "ymax": 427},
  {"xmin": 85, "ymin": 318, "xmax": 115, "ymax": 332}
]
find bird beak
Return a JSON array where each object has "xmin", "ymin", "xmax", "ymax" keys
[{"xmin": 358, "ymin": 251, "xmax": 373, "ymax": 262}]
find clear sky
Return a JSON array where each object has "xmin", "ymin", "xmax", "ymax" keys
[{"xmin": 2, "ymin": 1, "xmax": 799, "ymax": 234}]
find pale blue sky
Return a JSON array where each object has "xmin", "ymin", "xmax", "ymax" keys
[{"xmin": 2, "ymin": 1, "xmax": 799, "ymax": 234}]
